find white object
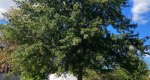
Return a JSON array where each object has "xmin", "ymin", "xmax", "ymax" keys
[{"xmin": 49, "ymin": 73, "xmax": 77, "ymax": 80}]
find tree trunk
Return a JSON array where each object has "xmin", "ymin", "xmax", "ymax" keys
[{"xmin": 77, "ymin": 67, "xmax": 83, "ymax": 80}]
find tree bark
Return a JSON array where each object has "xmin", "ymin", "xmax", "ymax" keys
[{"xmin": 77, "ymin": 67, "xmax": 83, "ymax": 80}]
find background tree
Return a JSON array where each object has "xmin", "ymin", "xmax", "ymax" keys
[
  {"xmin": 0, "ymin": 35, "xmax": 16, "ymax": 73},
  {"xmin": 1, "ymin": 0, "xmax": 149, "ymax": 80}
]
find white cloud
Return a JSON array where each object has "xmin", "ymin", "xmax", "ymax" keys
[
  {"xmin": 144, "ymin": 54, "xmax": 150, "ymax": 58},
  {"xmin": 132, "ymin": 0, "xmax": 150, "ymax": 24},
  {"xmin": 0, "ymin": 0, "xmax": 15, "ymax": 20}
]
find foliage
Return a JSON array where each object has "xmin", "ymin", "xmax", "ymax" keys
[
  {"xmin": 0, "ymin": 40, "xmax": 15, "ymax": 73},
  {"xmin": 85, "ymin": 59, "xmax": 148, "ymax": 80},
  {"xmin": 0, "ymin": 49, "xmax": 10, "ymax": 72},
  {"xmin": 1, "ymin": 0, "xmax": 149, "ymax": 80}
]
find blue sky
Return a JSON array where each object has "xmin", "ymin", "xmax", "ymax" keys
[
  {"xmin": 123, "ymin": 0, "xmax": 150, "ymax": 68},
  {"xmin": 0, "ymin": 0, "xmax": 150, "ymax": 68}
]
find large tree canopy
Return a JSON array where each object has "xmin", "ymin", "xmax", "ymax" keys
[{"xmin": 1, "ymin": 0, "xmax": 149, "ymax": 80}]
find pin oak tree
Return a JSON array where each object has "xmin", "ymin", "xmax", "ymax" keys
[{"xmin": 1, "ymin": 0, "xmax": 149, "ymax": 80}]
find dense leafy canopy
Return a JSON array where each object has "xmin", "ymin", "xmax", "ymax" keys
[{"xmin": 1, "ymin": 0, "xmax": 149, "ymax": 80}]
